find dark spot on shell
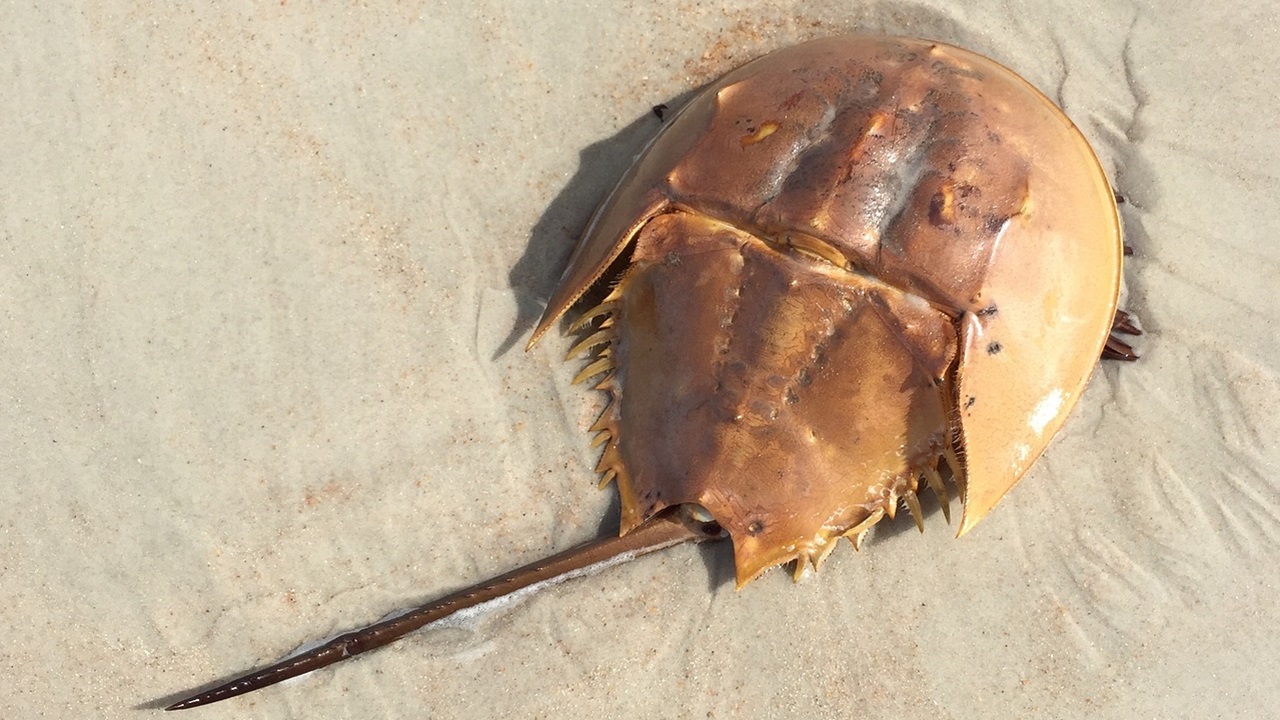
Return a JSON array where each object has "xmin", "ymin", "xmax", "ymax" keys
[
  {"xmin": 652, "ymin": 103, "xmax": 669, "ymax": 121},
  {"xmin": 665, "ymin": 252, "xmax": 682, "ymax": 266},
  {"xmin": 986, "ymin": 341, "xmax": 1003, "ymax": 355},
  {"xmin": 984, "ymin": 215, "xmax": 1008, "ymax": 234},
  {"xmin": 976, "ymin": 304, "xmax": 998, "ymax": 317},
  {"xmin": 747, "ymin": 520, "xmax": 765, "ymax": 536},
  {"xmin": 785, "ymin": 388, "xmax": 800, "ymax": 405},
  {"xmin": 780, "ymin": 90, "xmax": 806, "ymax": 110},
  {"xmin": 750, "ymin": 399, "xmax": 779, "ymax": 421},
  {"xmin": 965, "ymin": 396, "xmax": 976, "ymax": 409}
]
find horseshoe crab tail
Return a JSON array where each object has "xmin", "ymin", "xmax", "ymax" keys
[{"xmin": 165, "ymin": 510, "xmax": 715, "ymax": 711}]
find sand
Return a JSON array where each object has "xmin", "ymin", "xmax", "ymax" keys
[{"xmin": 4, "ymin": 2, "xmax": 1278, "ymax": 718}]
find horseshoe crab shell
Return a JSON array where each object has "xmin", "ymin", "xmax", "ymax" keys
[{"xmin": 530, "ymin": 35, "xmax": 1122, "ymax": 586}]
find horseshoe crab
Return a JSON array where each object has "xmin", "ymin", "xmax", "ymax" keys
[{"xmin": 167, "ymin": 35, "xmax": 1139, "ymax": 709}]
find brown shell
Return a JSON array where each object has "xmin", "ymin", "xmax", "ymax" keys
[{"xmin": 532, "ymin": 36, "xmax": 1121, "ymax": 585}]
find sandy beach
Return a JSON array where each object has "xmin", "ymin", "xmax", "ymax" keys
[{"xmin": 4, "ymin": 2, "xmax": 1278, "ymax": 718}]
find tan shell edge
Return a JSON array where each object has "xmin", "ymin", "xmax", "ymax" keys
[{"xmin": 949, "ymin": 47, "xmax": 1123, "ymax": 537}]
